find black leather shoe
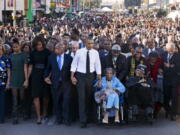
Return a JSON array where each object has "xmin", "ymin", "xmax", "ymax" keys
[
  {"xmin": 56, "ymin": 120, "xmax": 63, "ymax": 125},
  {"xmin": 36, "ymin": 121, "xmax": 42, "ymax": 125},
  {"xmin": 12, "ymin": 119, "xmax": 19, "ymax": 125},
  {"xmin": 64, "ymin": 121, "xmax": 71, "ymax": 126},
  {"xmin": 0, "ymin": 119, "xmax": 5, "ymax": 124},
  {"xmin": 80, "ymin": 122, "xmax": 87, "ymax": 128},
  {"xmin": 153, "ymin": 111, "xmax": 158, "ymax": 119},
  {"xmin": 23, "ymin": 115, "xmax": 31, "ymax": 121},
  {"xmin": 165, "ymin": 112, "xmax": 169, "ymax": 119},
  {"xmin": 170, "ymin": 115, "xmax": 176, "ymax": 121}
]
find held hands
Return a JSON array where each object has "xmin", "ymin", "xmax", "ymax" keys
[
  {"xmin": 71, "ymin": 76, "xmax": 77, "ymax": 85},
  {"xmin": 158, "ymin": 68, "xmax": 163, "ymax": 75},
  {"xmin": 97, "ymin": 75, "xmax": 101, "ymax": 80},
  {"xmin": 97, "ymin": 80, "xmax": 102, "ymax": 88},
  {"xmin": 164, "ymin": 62, "xmax": 170, "ymax": 68},
  {"xmin": 6, "ymin": 82, "xmax": 10, "ymax": 89},
  {"xmin": 23, "ymin": 79, "xmax": 29, "ymax": 88},
  {"xmin": 164, "ymin": 63, "xmax": 174, "ymax": 68},
  {"xmin": 113, "ymin": 88, "xmax": 120, "ymax": 95},
  {"xmin": 44, "ymin": 77, "xmax": 52, "ymax": 85}
]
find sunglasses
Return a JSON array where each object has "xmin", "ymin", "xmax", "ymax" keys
[
  {"xmin": 112, "ymin": 50, "xmax": 120, "ymax": 53},
  {"xmin": 18, "ymin": 35, "xmax": 24, "ymax": 37},
  {"xmin": 136, "ymin": 51, "xmax": 142, "ymax": 54}
]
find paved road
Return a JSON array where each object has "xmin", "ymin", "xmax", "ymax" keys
[{"xmin": 0, "ymin": 118, "xmax": 180, "ymax": 135}]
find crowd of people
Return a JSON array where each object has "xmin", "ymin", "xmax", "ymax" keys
[{"xmin": 0, "ymin": 12, "xmax": 180, "ymax": 128}]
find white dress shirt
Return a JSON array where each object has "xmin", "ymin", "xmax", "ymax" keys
[
  {"xmin": 148, "ymin": 48, "xmax": 156, "ymax": 54},
  {"xmin": 167, "ymin": 53, "xmax": 173, "ymax": 64},
  {"xmin": 57, "ymin": 53, "xmax": 64, "ymax": 70},
  {"xmin": 71, "ymin": 48, "xmax": 101, "ymax": 74},
  {"xmin": 70, "ymin": 52, "xmax": 76, "ymax": 58}
]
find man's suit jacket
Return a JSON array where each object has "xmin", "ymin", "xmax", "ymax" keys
[
  {"xmin": 44, "ymin": 53, "xmax": 72, "ymax": 88},
  {"xmin": 143, "ymin": 47, "xmax": 164, "ymax": 58},
  {"xmin": 163, "ymin": 52, "xmax": 178, "ymax": 85},
  {"xmin": 99, "ymin": 50, "xmax": 109, "ymax": 75},
  {"xmin": 103, "ymin": 53, "xmax": 127, "ymax": 81}
]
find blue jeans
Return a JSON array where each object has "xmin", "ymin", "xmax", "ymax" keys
[{"xmin": 0, "ymin": 86, "xmax": 6, "ymax": 121}]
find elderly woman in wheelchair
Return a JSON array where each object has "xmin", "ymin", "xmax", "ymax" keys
[
  {"xmin": 126, "ymin": 64, "xmax": 154, "ymax": 122},
  {"xmin": 94, "ymin": 68, "xmax": 126, "ymax": 124}
]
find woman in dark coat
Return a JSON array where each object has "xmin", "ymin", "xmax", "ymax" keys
[{"xmin": 28, "ymin": 36, "xmax": 50, "ymax": 124}]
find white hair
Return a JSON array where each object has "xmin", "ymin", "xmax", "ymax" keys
[
  {"xmin": 166, "ymin": 42, "xmax": 175, "ymax": 49},
  {"xmin": 70, "ymin": 41, "xmax": 79, "ymax": 47},
  {"xmin": 55, "ymin": 41, "xmax": 65, "ymax": 48}
]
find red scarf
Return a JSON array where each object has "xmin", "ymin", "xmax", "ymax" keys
[{"xmin": 147, "ymin": 57, "xmax": 163, "ymax": 83}]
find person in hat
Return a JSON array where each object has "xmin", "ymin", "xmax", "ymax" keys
[
  {"xmin": 115, "ymin": 34, "xmax": 129, "ymax": 53},
  {"xmin": 103, "ymin": 44, "xmax": 127, "ymax": 82},
  {"xmin": 127, "ymin": 46, "xmax": 147, "ymax": 77},
  {"xmin": 126, "ymin": 64, "xmax": 154, "ymax": 121}
]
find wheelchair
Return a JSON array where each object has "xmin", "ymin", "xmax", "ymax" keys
[
  {"xmin": 124, "ymin": 80, "xmax": 155, "ymax": 125},
  {"xmin": 94, "ymin": 89, "xmax": 125, "ymax": 125}
]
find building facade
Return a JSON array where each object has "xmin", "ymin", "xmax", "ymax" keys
[
  {"xmin": 101, "ymin": 0, "xmax": 125, "ymax": 9},
  {"xmin": 0, "ymin": 0, "xmax": 26, "ymax": 22}
]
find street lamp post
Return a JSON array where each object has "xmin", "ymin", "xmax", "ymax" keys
[
  {"xmin": 4, "ymin": 0, "xmax": 6, "ymax": 24},
  {"xmin": 83, "ymin": 0, "xmax": 85, "ymax": 12},
  {"xmin": 13, "ymin": 0, "xmax": 16, "ymax": 27},
  {"xmin": 160, "ymin": 0, "xmax": 162, "ymax": 9}
]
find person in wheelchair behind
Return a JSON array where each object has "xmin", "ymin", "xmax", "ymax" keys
[
  {"xmin": 95, "ymin": 68, "xmax": 126, "ymax": 124},
  {"xmin": 126, "ymin": 64, "xmax": 154, "ymax": 121}
]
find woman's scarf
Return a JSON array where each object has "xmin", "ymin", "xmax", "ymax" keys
[
  {"xmin": 130, "ymin": 57, "xmax": 136, "ymax": 76},
  {"xmin": 147, "ymin": 57, "xmax": 163, "ymax": 82},
  {"xmin": 130, "ymin": 56, "xmax": 144, "ymax": 76}
]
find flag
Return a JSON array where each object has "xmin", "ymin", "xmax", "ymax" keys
[{"xmin": 27, "ymin": 0, "xmax": 33, "ymax": 22}]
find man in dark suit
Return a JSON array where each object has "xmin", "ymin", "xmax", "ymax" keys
[
  {"xmin": 163, "ymin": 43, "xmax": 179, "ymax": 120},
  {"xmin": 143, "ymin": 39, "xmax": 164, "ymax": 58},
  {"xmin": 44, "ymin": 41, "xmax": 72, "ymax": 125},
  {"xmin": 115, "ymin": 34, "xmax": 130, "ymax": 53},
  {"xmin": 99, "ymin": 40, "xmax": 112, "ymax": 75},
  {"xmin": 103, "ymin": 44, "xmax": 127, "ymax": 82}
]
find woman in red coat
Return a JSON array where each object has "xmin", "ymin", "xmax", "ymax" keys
[{"xmin": 147, "ymin": 52, "xmax": 163, "ymax": 119}]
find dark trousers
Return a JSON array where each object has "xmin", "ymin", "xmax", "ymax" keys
[
  {"xmin": 51, "ymin": 81, "xmax": 71, "ymax": 122},
  {"xmin": 0, "ymin": 86, "xmax": 6, "ymax": 121},
  {"xmin": 163, "ymin": 79, "xmax": 177, "ymax": 115},
  {"xmin": 70, "ymin": 85, "xmax": 79, "ymax": 121},
  {"xmin": 24, "ymin": 87, "xmax": 32, "ymax": 118},
  {"xmin": 76, "ymin": 72, "xmax": 96, "ymax": 123}
]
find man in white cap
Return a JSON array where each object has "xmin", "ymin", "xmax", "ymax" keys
[{"xmin": 103, "ymin": 44, "xmax": 127, "ymax": 82}]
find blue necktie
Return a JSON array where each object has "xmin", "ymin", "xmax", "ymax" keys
[{"xmin": 58, "ymin": 56, "xmax": 62, "ymax": 70}]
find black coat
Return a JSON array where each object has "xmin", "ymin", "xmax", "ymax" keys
[
  {"xmin": 126, "ymin": 55, "xmax": 147, "ymax": 77},
  {"xmin": 103, "ymin": 53, "xmax": 127, "ymax": 81},
  {"xmin": 162, "ymin": 52, "xmax": 179, "ymax": 85},
  {"xmin": 143, "ymin": 47, "xmax": 164, "ymax": 58}
]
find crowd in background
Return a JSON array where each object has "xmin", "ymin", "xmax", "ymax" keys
[{"xmin": 0, "ymin": 12, "xmax": 180, "ymax": 128}]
